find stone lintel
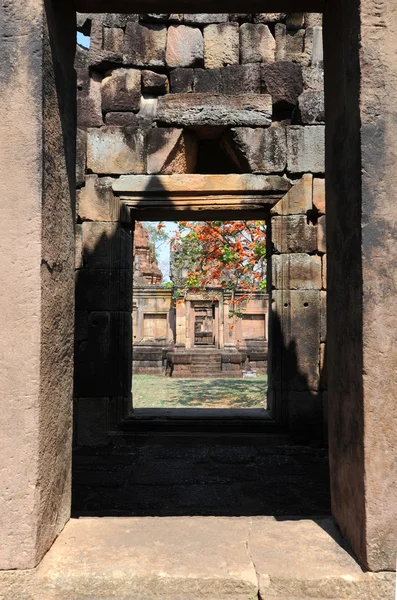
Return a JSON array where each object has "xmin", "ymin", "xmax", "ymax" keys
[{"xmin": 113, "ymin": 174, "xmax": 291, "ymax": 194}]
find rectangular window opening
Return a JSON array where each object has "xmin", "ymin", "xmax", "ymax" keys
[{"xmin": 131, "ymin": 219, "xmax": 270, "ymax": 416}]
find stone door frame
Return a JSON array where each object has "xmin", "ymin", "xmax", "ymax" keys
[
  {"xmin": 119, "ymin": 173, "xmax": 320, "ymax": 432},
  {"xmin": 1, "ymin": 0, "xmax": 396, "ymax": 575}
]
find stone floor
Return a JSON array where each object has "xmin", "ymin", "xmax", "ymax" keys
[{"xmin": 1, "ymin": 517, "xmax": 394, "ymax": 599}]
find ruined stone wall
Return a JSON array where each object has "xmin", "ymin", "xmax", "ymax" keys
[
  {"xmin": 133, "ymin": 222, "xmax": 163, "ymax": 285},
  {"xmin": 75, "ymin": 11, "xmax": 326, "ymax": 441}
]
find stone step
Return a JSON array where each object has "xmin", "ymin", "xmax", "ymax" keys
[
  {"xmin": 6, "ymin": 517, "xmax": 393, "ymax": 600},
  {"xmin": 192, "ymin": 357, "xmax": 222, "ymax": 363},
  {"xmin": 189, "ymin": 366, "xmax": 222, "ymax": 371}
]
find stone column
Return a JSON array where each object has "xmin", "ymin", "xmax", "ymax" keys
[
  {"xmin": 219, "ymin": 297, "xmax": 225, "ymax": 349},
  {"xmin": 324, "ymin": 0, "xmax": 397, "ymax": 571},
  {"xmin": 185, "ymin": 300, "xmax": 192, "ymax": 349},
  {"xmin": 268, "ymin": 175, "xmax": 324, "ymax": 440},
  {"xmin": 0, "ymin": 0, "xmax": 76, "ymax": 569}
]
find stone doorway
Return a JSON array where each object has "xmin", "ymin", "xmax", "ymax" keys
[
  {"xmin": 2, "ymin": 0, "xmax": 397, "ymax": 578},
  {"xmin": 193, "ymin": 302, "xmax": 215, "ymax": 346}
]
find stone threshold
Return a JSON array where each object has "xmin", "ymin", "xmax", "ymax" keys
[
  {"xmin": 130, "ymin": 407, "xmax": 272, "ymax": 420},
  {"xmin": 1, "ymin": 517, "xmax": 394, "ymax": 599},
  {"xmin": 120, "ymin": 408, "xmax": 281, "ymax": 436}
]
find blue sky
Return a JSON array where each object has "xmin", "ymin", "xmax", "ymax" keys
[
  {"xmin": 77, "ymin": 32, "xmax": 90, "ymax": 48},
  {"xmin": 144, "ymin": 222, "xmax": 178, "ymax": 283}
]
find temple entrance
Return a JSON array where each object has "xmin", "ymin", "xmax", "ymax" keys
[{"xmin": 193, "ymin": 302, "xmax": 215, "ymax": 346}]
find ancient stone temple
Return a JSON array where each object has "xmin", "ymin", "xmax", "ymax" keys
[
  {"xmin": 1, "ymin": 1, "xmax": 397, "ymax": 597},
  {"xmin": 132, "ymin": 221, "xmax": 269, "ymax": 377},
  {"xmin": 133, "ymin": 221, "xmax": 163, "ymax": 285}
]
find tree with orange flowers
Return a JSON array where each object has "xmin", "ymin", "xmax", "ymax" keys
[{"xmin": 171, "ymin": 220, "xmax": 267, "ymax": 316}]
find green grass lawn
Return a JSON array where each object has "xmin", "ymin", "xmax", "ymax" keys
[{"xmin": 132, "ymin": 374, "xmax": 268, "ymax": 409}]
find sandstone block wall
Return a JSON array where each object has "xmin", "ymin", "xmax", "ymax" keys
[{"xmin": 75, "ymin": 11, "xmax": 326, "ymax": 442}]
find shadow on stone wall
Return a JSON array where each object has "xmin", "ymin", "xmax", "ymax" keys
[{"xmin": 269, "ymin": 308, "xmax": 327, "ymax": 444}]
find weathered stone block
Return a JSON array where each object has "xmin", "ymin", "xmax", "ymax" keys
[
  {"xmin": 76, "ymin": 128, "xmax": 87, "ymax": 188},
  {"xmin": 194, "ymin": 64, "xmax": 261, "ymax": 95},
  {"xmin": 303, "ymin": 26, "xmax": 314, "ymax": 63},
  {"xmin": 272, "ymin": 254, "xmax": 322, "ymax": 290},
  {"xmin": 286, "ymin": 28, "xmax": 305, "ymax": 58},
  {"xmin": 156, "ymin": 94, "xmax": 272, "ymax": 127},
  {"xmin": 104, "ymin": 112, "xmax": 141, "ymax": 127},
  {"xmin": 87, "ymin": 127, "xmax": 146, "ymax": 175},
  {"xmin": 184, "ymin": 14, "xmax": 228, "ymax": 24},
  {"xmin": 271, "ymin": 174, "xmax": 313, "ymax": 216},
  {"xmin": 77, "ymin": 70, "xmax": 102, "ymax": 128},
  {"xmin": 313, "ymin": 177, "xmax": 325, "ymax": 213},
  {"xmin": 275, "ymin": 23, "xmax": 287, "ymax": 60},
  {"xmin": 103, "ymin": 27, "xmax": 124, "ymax": 53},
  {"xmin": 166, "ymin": 25, "xmax": 203, "ymax": 68},
  {"xmin": 101, "ymin": 69, "xmax": 141, "ymax": 113},
  {"xmin": 302, "ymin": 66, "xmax": 324, "ymax": 91},
  {"xmin": 204, "ymin": 23, "xmax": 239, "ymax": 69},
  {"xmin": 142, "ymin": 70, "xmax": 169, "ymax": 95},
  {"xmin": 123, "ymin": 22, "xmax": 167, "ymax": 67},
  {"xmin": 227, "ymin": 127, "xmax": 287, "ymax": 173},
  {"xmin": 317, "ymin": 215, "xmax": 326, "ymax": 253},
  {"xmin": 299, "ymin": 90, "xmax": 325, "ymax": 123},
  {"xmin": 147, "ymin": 128, "xmax": 197, "ymax": 174},
  {"xmin": 221, "ymin": 64, "xmax": 261, "ymax": 94},
  {"xmin": 82, "ymin": 222, "xmax": 132, "ymax": 269},
  {"xmin": 170, "ymin": 68, "xmax": 194, "ymax": 93},
  {"xmin": 169, "ymin": 14, "xmax": 184, "ymax": 23},
  {"xmin": 254, "ymin": 13, "xmax": 285, "ymax": 23},
  {"xmin": 304, "ymin": 13, "xmax": 323, "ymax": 27},
  {"xmin": 272, "ymin": 289, "xmax": 321, "ymax": 391},
  {"xmin": 272, "ymin": 216, "xmax": 317, "ymax": 254},
  {"xmin": 320, "ymin": 290, "xmax": 326, "ymax": 342},
  {"xmin": 240, "ymin": 24, "xmax": 275, "ymax": 64},
  {"xmin": 193, "ymin": 69, "xmax": 222, "ymax": 93},
  {"xmin": 287, "ymin": 126, "xmax": 325, "ymax": 173},
  {"xmin": 78, "ymin": 175, "xmax": 120, "ymax": 222},
  {"xmin": 261, "ymin": 61, "xmax": 303, "ymax": 107},
  {"xmin": 89, "ymin": 20, "xmax": 123, "ymax": 71}
]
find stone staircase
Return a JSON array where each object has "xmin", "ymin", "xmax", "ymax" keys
[
  {"xmin": 170, "ymin": 348, "xmax": 242, "ymax": 378},
  {"xmin": 188, "ymin": 349, "xmax": 223, "ymax": 378}
]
